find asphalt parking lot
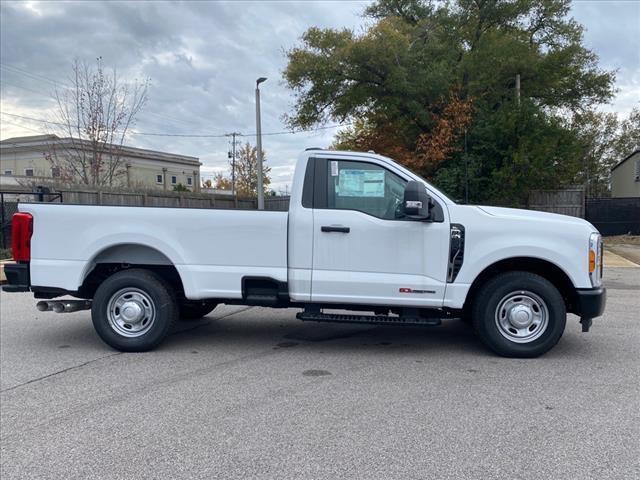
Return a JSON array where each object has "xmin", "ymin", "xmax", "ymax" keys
[{"xmin": 1, "ymin": 267, "xmax": 639, "ymax": 480}]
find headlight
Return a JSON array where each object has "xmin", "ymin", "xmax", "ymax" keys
[{"xmin": 589, "ymin": 232, "xmax": 603, "ymax": 287}]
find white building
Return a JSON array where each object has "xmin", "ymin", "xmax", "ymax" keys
[{"xmin": 0, "ymin": 134, "xmax": 201, "ymax": 191}]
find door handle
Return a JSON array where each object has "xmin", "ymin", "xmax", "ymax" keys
[{"xmin": 321, "ymin": 225, "xmax": 350, "ymax": 233}]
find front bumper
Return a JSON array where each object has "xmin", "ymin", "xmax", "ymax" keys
[
  {"xmin": 574, "ymin": 286, "xmax": 606, "ymax": 319},
  {"xmin": 1, "ymin": 262, "xmax": 30, "ymax": 293}
]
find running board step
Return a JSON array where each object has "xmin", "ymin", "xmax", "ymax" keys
[{"xmin": 296, "ymin": 311, "xmax": 442, "ymax": 326}]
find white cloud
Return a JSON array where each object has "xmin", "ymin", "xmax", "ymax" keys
[{"xmin": 2, "ymin": 0, "xmax": 638, "ymax": 190}]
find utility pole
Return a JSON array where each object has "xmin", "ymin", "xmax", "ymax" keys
[
  {"xmin": 516, "ymin": 73, "xmax": 521, "ymax": 106},
  {"xmin": 255, "ymin": 77, "xmax": 267, "ymax": 210},
  {"xmin": 464, "ymin": 128, "xmax": 469, "ymax": 204},
  {"xmin": 225, "ymin": 132, "xmax": 242, "ymax": 198}
]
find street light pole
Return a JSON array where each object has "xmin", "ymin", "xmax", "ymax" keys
[{"xmin": 255, "ymin": 77, "xmax": 267, "ymax": 210}]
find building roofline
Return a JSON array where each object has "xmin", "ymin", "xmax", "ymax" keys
[
  {"xmin": 611, "ymin": 149, "xmax": 640, "ymax": 172},
  {"xmin": 0, "ymin": 134, "xmax": 201, "ymax": 166}
]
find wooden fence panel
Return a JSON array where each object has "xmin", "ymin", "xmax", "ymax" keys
[
  {"xmin": 62, "ymin": 191, "xmax": 100, "ymax": 205},
  {"xmin": 180, "ymin": 197, "xmax": 212, "ymax": 208},
  {"xmin": 146, "ymin": 195, "xmax": 180, "ymax": 208},
  {"xmin": 26, "ymin": 188, "xmax": 290, "ymax": 211},
  {"xmin": 265, "ymin": 197, "xmax": 290, "ymax": 211},
  {"xmin": 528, "ymin": 189, "xmax": 584, "ymax": 218},
  {"xmin": 101, "ymin": 192, "xmax": 144, "ymax": 206},
  {"xmin": 237, "ymin": 199, "xmax": 257, "ymax": 209},
  {"xmin": 214, "ymin": 198, "xmax": 236, "ymax": 209}
]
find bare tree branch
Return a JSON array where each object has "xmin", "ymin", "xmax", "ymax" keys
[{"xmin": 46, "ymin": 57, "xmax": 149, "ymax": 186}]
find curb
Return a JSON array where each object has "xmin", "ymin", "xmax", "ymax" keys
[{"xmin": 603, "ymin": 250, "xmax": 639, "ymax": 268}]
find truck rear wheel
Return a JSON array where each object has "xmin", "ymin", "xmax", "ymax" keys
[
  {"xmin": 179, "ymin": 301, "xmax": 217, "ymax": 320},
  {"xmin": 472, "ymin": 271, "xmax": 566, "ymax": 358},
  {"xmin": 91, "ymin": 269, "xmax": 178, "ymax": 352}
]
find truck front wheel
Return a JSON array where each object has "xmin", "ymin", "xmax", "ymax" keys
[
  {"xmin": 472, "ymin": 271, "xmax": 566, "ymax": 357},
  {"xmin": 91, "ymin": 269, "xmax": 178, "ymax": 352}
]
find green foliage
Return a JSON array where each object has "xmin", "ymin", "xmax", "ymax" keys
[
  {"xmin": 172, "ymin": 183, "xmax": 189, "ymax": 192},
  {"xmin": 284, "ymin": 0, "xmax": 622, "ymax": 203}
]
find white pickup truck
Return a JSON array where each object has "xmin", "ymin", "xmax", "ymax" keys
[{"xmin": 3, "ymin": 149, "xmax": 605, "ymax": 357}]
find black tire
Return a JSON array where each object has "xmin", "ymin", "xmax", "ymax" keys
[
  {"xmin": 472, "ymin": 271, "xmax": 566, "ymax": 358},
  {"xmin": 460, "ymin": 305, "xmax": 473, "ymax": 325},
  {"xmin": 179, "ymin": 301, "xmax": 217, "ymax": 320},
  {"xmin": 91, "ymin": 269, "xmax": 178, "ymax": 352}
]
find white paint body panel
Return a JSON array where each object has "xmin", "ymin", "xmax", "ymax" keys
[{"xmin": 20, "ymin": 150, "xmax": 599, "ymax": 310}]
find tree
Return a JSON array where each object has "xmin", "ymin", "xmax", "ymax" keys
[
  {"xmin": 284, "ymin": 0, "xmax": 616, "ymax": 204},
  {"xmin": 572, "ymin": 108, "xmax": 640, "ymax": 197},
  {"xmin": 212, "ymin": 173, "xmax": 232, "ymax": 190},
  {"xmin": 48, "ymin": 57, "xmax": 149, "ymax": 186},
  {"xmin": 214, "ymin": 143, "xmax": 271, "ymax": 196}
]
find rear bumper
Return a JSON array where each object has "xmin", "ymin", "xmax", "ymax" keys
[
  {"xmin": 574, "ymin": 286, "xmax": 606, "ymax": 318},
  {"xmin": 1, "ymin": 263, "xmax": 30, "ymax": 292}
]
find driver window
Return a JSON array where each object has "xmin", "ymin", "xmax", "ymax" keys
[{"xmin": 327, "ymin": 160, "xmax": 407, "ymax": 220}]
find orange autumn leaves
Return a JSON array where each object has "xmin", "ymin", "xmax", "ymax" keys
[{"xmin": 337, "ymin": 91, "xmax": 474, "ymax": 178}]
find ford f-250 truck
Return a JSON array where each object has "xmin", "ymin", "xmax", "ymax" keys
[{"xmin": 3, "ymin": 149, "xmax": 606, "ymax": 357}]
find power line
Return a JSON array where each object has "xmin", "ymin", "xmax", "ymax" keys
[
  {"xmin": 0, "ymin": 78, "xmax": 54, "ymax": 97},
  {"xmin": 0, "ymin": 111, "xmax": 353, "ymax": 138},
  {"xmin": 0, "ymin": 63, "xmax": 63, "ymax": 87},
  {"xmin": 130, "ymin": 123, "xmax": 352, "ymax": 138},
  {"xmin": 0, "ymin": 111, "xmax": 68, "ymax": 128},
  {"xmin": 132, "ymin": 130, "xmax": 229, "ymax": 138},
  {"xmin": 1, "ymin": 64, "xmax": 203, "ymax": 130},
  {"xmin": 0, "ymin": 120, "xmax": 43, "ymax": 134}
]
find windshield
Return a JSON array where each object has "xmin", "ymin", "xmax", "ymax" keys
[{"xmin": 383, "ymin": 157, "xmax": 455, "ymax": 206}]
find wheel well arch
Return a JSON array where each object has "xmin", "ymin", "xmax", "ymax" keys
[
  {"xmin": 463, "ymin": 257, "xmax": 578, "ymax": 314},
  {"xmin": 79, "ymin": 243, "xmax": 185, "ymax": 299}
]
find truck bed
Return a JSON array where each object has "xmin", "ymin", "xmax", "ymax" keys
[{"xmin": 20, "ymin": 203, "xmax": 289, "ymax": 299}]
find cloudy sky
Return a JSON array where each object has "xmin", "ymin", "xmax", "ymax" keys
[{"xmin": 1, "ymin": 0, "xmax": 638, "ymax": 191}]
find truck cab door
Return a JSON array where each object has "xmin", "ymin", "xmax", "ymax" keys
[{"xmin": 310, "ymin": 157, "xmax": 449, "ymax": 307}]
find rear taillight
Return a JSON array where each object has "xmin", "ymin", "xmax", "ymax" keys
[
  {"xmin": 11, "ymin": 212, "xmax": 33, "ymax": 262},
  {"xmin": 588, "ymin": 232, "xmax": 602, "ymax": 287}
]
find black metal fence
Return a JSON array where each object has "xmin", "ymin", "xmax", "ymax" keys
[{"xmin": 585, "ymin": 197, "xmax": 640, "ymax": 236}]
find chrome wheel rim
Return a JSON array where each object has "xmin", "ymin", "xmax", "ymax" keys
[
  {"xmin": 107, "ymin": 288, "xmax": 156, "ymax": 338},
  {"xmin": 495, "ymin": 290, "xmax": 549, "ymax": 343}
]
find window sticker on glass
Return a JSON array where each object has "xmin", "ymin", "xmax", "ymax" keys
[
  {"xmin": 331, "ymin": 161, "xmax": 338, "ymax": 176},
  {"xmin": 337, "ymin": 169, "xmax": 385, "ymax": 197}
]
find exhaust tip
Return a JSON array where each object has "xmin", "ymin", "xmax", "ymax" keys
[
  {"xmin": 36, "ymin": 301, "xmax": 50, "ymax": 312},
  {"xmin": 52, "ymin": 302, "xmax": 65, "ymax": 313}
]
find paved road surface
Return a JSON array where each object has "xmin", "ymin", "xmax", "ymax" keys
[{"xmin": 1, "ymin": 268, "xmax": 639, "ymax": 479}]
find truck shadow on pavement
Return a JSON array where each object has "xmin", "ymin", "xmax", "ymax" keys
[
  {"xmin": 163, "ymin": 310, "xmax": 595, "ymax": 359},
  {"xmin": 165, "ymin": 313, "xmax": 489, "ymax": 357}
]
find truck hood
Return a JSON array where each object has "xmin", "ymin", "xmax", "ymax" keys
[
  {"xmin": 475, "ymin": 205, "xmax": 590, "ymax": 226},
  {"xmin": 447, "ymin": 204, "xmax": 598, "ymax": 235}
]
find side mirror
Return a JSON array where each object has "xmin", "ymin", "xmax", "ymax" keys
[{"xmin": 403, "ymin": 181, "xmax": 432, "ymax": 221}]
